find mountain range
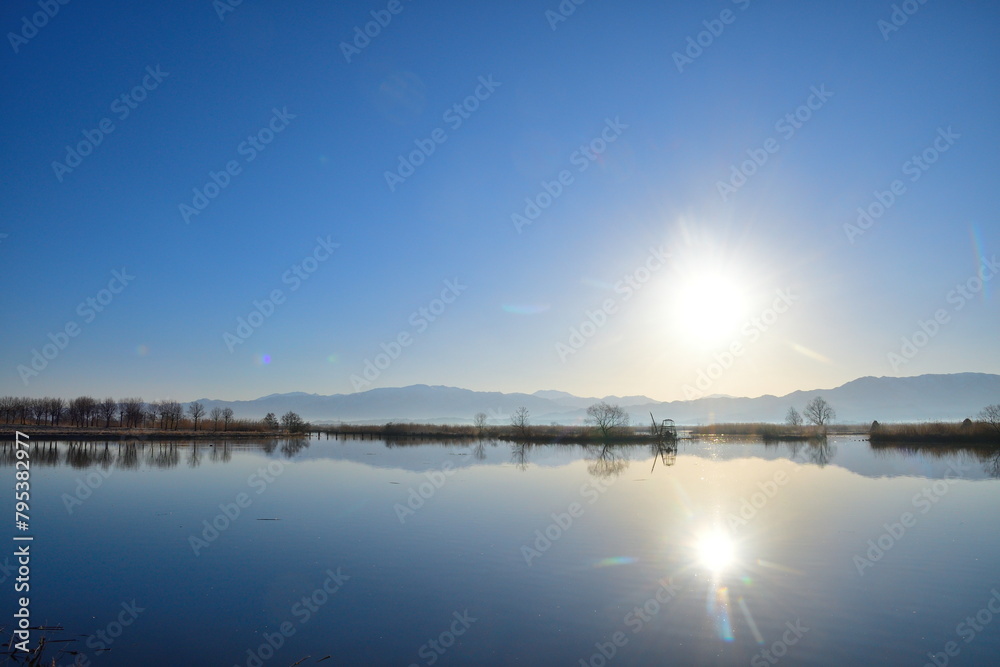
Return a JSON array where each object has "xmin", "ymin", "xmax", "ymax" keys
[{"xmin": 189, "ymin": 372, "xmax": 1000, "ymax": 425}]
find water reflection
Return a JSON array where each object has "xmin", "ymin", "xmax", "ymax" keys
[
  {"xmin": 3, "ymin": 436, "xmax": 999, "ymax": 480},
  {"xmin": 869, "ymin": 441, "xmax": 1000, "ymax": 478},
  {"xmin": 649, "ymin": 440, "xmax": 678, "ymax": 472},
  {"xmin": 509, "ymin": 441, "xmax": 532, "ymax": 470},
  {"xmin": 584, "ymin": 443, "xmax": 632, "ymax": 479},
  {"xmin": 0, "ymin": 439, "xmax": 309, "ymax": 469}
]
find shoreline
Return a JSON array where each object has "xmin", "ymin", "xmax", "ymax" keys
[{"xmin": 0, "ymin": 426, "xmax": 306, "ymax": 441}]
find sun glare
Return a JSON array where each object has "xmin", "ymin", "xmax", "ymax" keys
[
  {"xmin": 674, "ymin": 270, "xmax": 748, "ymax": 345},
  {"xmin": 696, "ymin": 530, "xmax": 736, "ymax": 574}
]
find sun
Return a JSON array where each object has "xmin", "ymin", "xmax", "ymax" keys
[
  {"xmin": 695, "ymin": 529, "xmax": 736, "ymax": 574},
  {"xmin": 674, "ymin": 269, "xmax": 748, "ymax": 345}
]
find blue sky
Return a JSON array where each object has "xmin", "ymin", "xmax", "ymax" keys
[{"xmin": 1, "ymin": 0, "xmax": 997, "ymax": 403}]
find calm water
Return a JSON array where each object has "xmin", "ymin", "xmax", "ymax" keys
[{"xmin": 3, "ymin": 436, "xmax": 999, "ymax": 666}]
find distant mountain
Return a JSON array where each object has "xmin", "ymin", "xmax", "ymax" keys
[
  {"xmin": 188, "ymin": 373, "xmax": 1000, "ymax": 425},
  {"xmin": 531, "ymin": 390, "xmax": 657, "ymax": 410}
]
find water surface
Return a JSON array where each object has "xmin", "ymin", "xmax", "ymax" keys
[{"xmin": 3, "ymin": 436, "xmax": 999, "ymax": 666}]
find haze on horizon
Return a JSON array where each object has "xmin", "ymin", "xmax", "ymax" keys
[{"xmin": 2, "ymin": 1, "xmax": 997, "ymax": 405}]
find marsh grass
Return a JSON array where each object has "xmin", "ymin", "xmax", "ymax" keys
[
  {"xmin": 869, "ymin": 419, "xmax": 999, "ymax": 445},
  {"xmin": 321, "ymin": 422, "xmax": 664, "ymax": 443},
  {"xmin": 688, "ymin": 422, "xmax": 863, "ymax": 440}
]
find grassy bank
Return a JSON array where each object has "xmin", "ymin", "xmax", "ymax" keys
[
  {"xmin": 688, "ymin": 422, "xmax": 864, "ymax": 440},
  {"xmin": 0, "ymin": 424, "xmax": 307, "ymax": 441},
  {"xmin": 319, "ymin": 422, "xmax": 674, "ymax": 444},
  {"xmin": 869, "ymin": 420, "xmax": 1000, "ymax": 445}
]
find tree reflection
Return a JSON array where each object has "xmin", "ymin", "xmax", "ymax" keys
[
  {"xmin": 585, "ymin": 444, "xmax": 631, "ymax": 479},
  {"xmin": 805, "ymin": 436, "xmax": 835, "ymax": 467},
  {"xmin": 986, "ymin": 451, "xmax": 1000, "ymax": 479},
  {"xmin": 510, "ymin": 441, "xmax": 532, "ymax": 471},
  {"xmin": 0, "ymin": 439, "xmax": 311, "ymax": 470},
  {"xmin": 187, "ymin": 443, "xmax": 202, "ymax": 468},
  {"xmin": 472, "ymin": 440, "xmax": 487, "ymax": 461}
]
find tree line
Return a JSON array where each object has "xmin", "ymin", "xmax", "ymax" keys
[{"xmin": 0, "ymin": 396, "xmax": 308, "ymax": 433}]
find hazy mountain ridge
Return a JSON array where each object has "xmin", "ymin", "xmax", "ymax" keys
[{"xmin": 189, "ymin": 373, "xmax": 1000, "ymax": 425}]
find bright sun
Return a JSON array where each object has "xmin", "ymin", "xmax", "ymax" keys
[
  {"xmin": 675, "ymin": 271, "xmax": 748, "ymax": 345},
  {"xmin": 696, "ymin": 530, "xmax": 736, "ymax": 574}
]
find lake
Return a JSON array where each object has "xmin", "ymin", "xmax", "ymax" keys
[{"xmin": 4, "ymin": 435, "xmax": 999, "ymax": 666}]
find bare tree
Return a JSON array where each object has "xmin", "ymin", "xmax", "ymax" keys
[
  {"xmin": 46, "ymin": 397, "xmax": 66, "ymax": 425},
  {"xmin": 222, "ymin": 407, "xmax": 234, "ymax": 432},
  {"xmin": 166, "ymin": 401, "xmax": 183, "ymax": 429},
  {"xmin": 28, "ymin": 398, "xmax": 45, "ymax": 425},
  {"xmin": 510, "ymin": 407, "xmax": 530, "ymax": 438},
  {"xmin": 210, "ymin": 407, "xmax": 223, "ymax": 431},
  {"xmin": 116, "ymin": 398, "xmax": 145, "ymax": 428},
  {"xmin": 187, "ymin": 402, "xmax": 206, "ymax": 431},
  {"xmin": 98, "ymin": 397, "xmax": 117, "ymax": 427},
  {"xmin": 785, "ymin": 407, "xmax": 802, "ymax": 427},
  {"xmin": 978, "ymin": 404, "xmax": 1000, "ymax": 434},
  {"xmin": 586, "ymin": 402, "xmax": 630, "ymax": 439},
  {"xmin": 473, "ymin": 412, "xmax": 488, "ymax": 437},
  {"xmin": 804, "ymin": 397, "xmax": 835, "ymax": 429}
]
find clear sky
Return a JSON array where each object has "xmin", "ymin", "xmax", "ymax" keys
[{"xmin": 1, "ymin": 0, "xmax": 997, "ymax": 403}]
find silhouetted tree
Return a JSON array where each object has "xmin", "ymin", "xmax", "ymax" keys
[
  {"xmin": 98, "ymin": 397, "xmax": 117, "ymax": 427},
  {"xmin": 210, "ymin": 407, "xmax": 223, "ymax": 431},
  {"xmin": 510, "ymin": 407, "xmax": 530, "ymax": 438},
  {"xmin": 263, "ymin": 412, "xmax": 279, "ymax": 430},
  {"xmin": 786, "ymin": 407, "xmax": 803, "ymax": 427},
  {"xmin": 473, "ymin": 412, "xmax": 488, "ymax": 437},
  {"xmin": 281, "ymin": 411, "xmax": 304, "ymax": 433},
  {"xmin": 979, "ymin": 405, "xmax": 1000, "ymax": 434},
  {"xmin": 118, "ymin": 398, "xmax": 146, "ymax": 428},
  {"xmin": 222, "ymin": 407, "xmax": 234, "ymax": 431},
  {"xmin": 187, "ymin": 402, "xmax": 205, "ymax": 431},
  {"xmin": 586, "ymin": 402, "xmax": 630, "ymax": 439},
  {"xmin": 804, "ymin": 397, "xmax": 835, "ymax": 428}
]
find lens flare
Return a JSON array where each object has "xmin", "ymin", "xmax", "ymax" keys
[{"xmin": 696, "ymin": 529, "xmax": 735, "ymax": 574}]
